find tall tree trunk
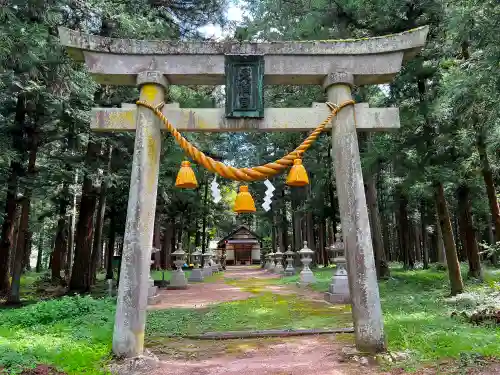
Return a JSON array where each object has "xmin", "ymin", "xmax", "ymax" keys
[
  {"xmin": 153, "ymin": 213, "xmax": 161, "ymax": 269},
  {"xmin": 280, "ymin": 189, "xmax": 289, "ymax": 252},
  {"xmin": 435, "ymin": 204, "xmax": 446, "ymax": 266},
  {"xmin": 105, "ymin": 208, "xmax": 116, "ymax": 280},
  {"xmin": 435, "ymin": 181, "xmax": 464, "ymax": 295},
  {"xmin": 318, "ymin": 218, "xmax": 326, "ymax": 266},
  {"xmin": 365, "ymin": 171, "xmax": 390, "ymax": 278},
  {"xmin": 420, "ymin": 201, "xmax": 429, "ymax": 269},
  {"xmin": 414, "ymin": 223, "xmax": 422, "ymax": 262},
  {"xmin": 65, "ymin": 171, "xmax": 78, "ymax": 280},
  {"xmin": 161, "ymin": 219, "xmax": 174, "ymax": 269},
  {"xmin": 398, "ymin": 190, "xmax": 414, "ymax": 270},
  {"xmin": 457, "ymin": 185, "xmax": 482, "ymax": 279},
  {"xmin": 90, "ymin": 146, "xmax": 111, "ymax": 285},
  {"xmin": 23, "ymin": 230, "xmax": 33, "ymax": 271},
  {"xmin": 291, "ymin": 188, "xmax": 303, "ymax": 250},
  {"xmin": 0, "ymin": 163, "xmax": 21, "ymax": 294},
  {"xmin": 8, "ymin": 127, "xmax": 38, "ymax": 303},
  {"xmin": 10, "ymin": 206, "xmax": 22, "ymax": 277},
  {"xmin": 52, "ymin": 188, "xmax": 69, "ymax": 282},
  {"xmin": 36, "ymin": 223, "xmax": 44, "ymax": 273},
  {"xmin": 477, "ymin": 133, "xmax": 500, "ymax": 265},
  {"xmin": 69, "ymin": 142, "xmax": 100, "ymax": 293}
]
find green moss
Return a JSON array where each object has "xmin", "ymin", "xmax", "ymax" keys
[{"xmin": 146, "ymin": 293, "xmax": 352, "ymax": 338}]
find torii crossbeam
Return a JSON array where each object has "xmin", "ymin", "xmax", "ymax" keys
[{"xmin": 58, "ymin": 26, "xmax": 428, "ymax": 358}]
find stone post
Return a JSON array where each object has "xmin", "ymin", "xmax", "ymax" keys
[
  {"xmin": 112, "ymin": 71, "xmax": 167, "ymax": 358},
  {"xmin": 324, "ymin": 72, "xmax": 386, "ymax": 353},
  {"xmin": 274, "ymin": 246, "xmax": 285, "ymax": 274}
]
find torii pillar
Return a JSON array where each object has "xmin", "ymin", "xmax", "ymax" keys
[{"xmin": 58, "ymin": 26, "xmax": 428, "ymax": 357}]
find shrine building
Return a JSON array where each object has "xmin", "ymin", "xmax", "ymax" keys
[{"xmin": 217, "ymin": 226, "xmax": 261, "ymax": 265}]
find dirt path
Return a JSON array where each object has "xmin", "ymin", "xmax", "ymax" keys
[{"xmin": 150, "ymin": 335, "xmax": 380, "ymax": 375}]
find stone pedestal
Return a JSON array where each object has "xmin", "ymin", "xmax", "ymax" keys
[
  {"xmin": 169, "ymin": 244, "xmax": 188, "ymax": 289},
  {"xmin": 274, "ymin": 247, "xmax": 285, "ymax": 274},
  {"xmin": 325, "ymin": 265, "xmax": 350, "ymax": 303},
  {"xmin": 284, "ymin": 245, "xmax": 296, "ymax": 276},
  {"xmin": 188, "ymin": 248, "xmax": 204, "ymax": 282},
  {"xmin": 297, "ymin": 241, "xmax": 316, "ymax": 286}
]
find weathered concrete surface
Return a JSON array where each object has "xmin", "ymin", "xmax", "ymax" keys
[
  {"xmin": 325, "ymin": 72, "xmax": 386, "ymax": 353},
  {"xmin": 91, "ymin": 102, "xmax": 400, "ymax": 133},
  {"xmin": 112, "ymin": 71, "xmax": 167, "ymax": 358},
  {"xmin": 58, "ymin": 26, "xmax": 428, "ymax": 86}
]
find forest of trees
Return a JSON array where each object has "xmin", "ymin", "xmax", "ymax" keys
[{"xmin": 0, "ymin": 0, "xmax": 499, "ymax": 302}]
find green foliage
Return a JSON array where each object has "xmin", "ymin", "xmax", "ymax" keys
[
  {"xmin": 0, "ymin": 296, "xmax": 115, "ymax": 374},
  {"xmin": 285, "ymin": 265, "xmax": 500, "ymax": 368}
]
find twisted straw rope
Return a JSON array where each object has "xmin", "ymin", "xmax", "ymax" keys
[{"xmin": 136, "ymin": 100, "xmax": 355, "ymax": 182}]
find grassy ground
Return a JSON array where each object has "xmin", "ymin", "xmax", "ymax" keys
[
  {"xmin": 0, "ymin": 265, "xmax": 498, "ymax": 373},
  {"xmin": 277, "ymin": 265, "xmax": 500, "ymax": 368},
  {"xmin": 0, "ymin": 296, "xmax": 114, "ymax": 374},
  {"xmin": 146, "ymin": 293, "xmax": 352, "ymax": 338}
]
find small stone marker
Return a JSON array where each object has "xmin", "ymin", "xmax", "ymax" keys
[{"xmin": 297, "ymin": 241, "xmax": 316, "ymax": 286}]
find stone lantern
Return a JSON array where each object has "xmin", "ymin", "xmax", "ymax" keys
[
  {"xmin": 324, "ymin": 231, "xmax": 350, "ymax": 304},
  {"xmin": 188, "ymin": 247, "xmax": 204, "ymax": 282},
  {"xmin": 202, "ymin": 250, "xmax": 213, "ymax": 277},
  {"xmin": 170, "ymin": 243, "xmax": 188, "ymax": 289},
  {"xmin": 284, "ymin": 245, "xmax": 296, "ymax": 276},
  {"xmin": 267, "ymin": 250, "xmax": 276, "ymax": 272},
  {"xmin": 297, "ymin": 241, "xmax": 316, "ymax": 285},
  {"xmin": 263, "ymin": 251, "xmax": 271, "ymax": 270},
  {"xmin": 274, "ymin": 246, "xmax": 284, "ymax": 274}
]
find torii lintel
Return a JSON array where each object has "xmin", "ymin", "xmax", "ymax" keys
[{"xmin": 58, "ymin": 26, "xmax": 428, "ymax": 86}]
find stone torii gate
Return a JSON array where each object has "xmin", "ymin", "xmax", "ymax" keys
[{"xmin": 58, "ymin": 26, "xmax": 428, "ymax": 357}]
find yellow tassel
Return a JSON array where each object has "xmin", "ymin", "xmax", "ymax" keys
[
  {"xmin": 286, "ymin": 157, "xmax": 309, "ymax": 187},
  {"xmin": 233, "ymin": 186, "xmax": 256, "ymax": 213},
  {"xmin": 175, "ymin": 161, "xmax": 198, "ymax": 189}
]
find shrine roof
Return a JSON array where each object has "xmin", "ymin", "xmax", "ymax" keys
[
  {"xmin": 217, "ymin": 225, "xmax": 262, "ymax": 246},
  {"xmin": 59, "ymin": 26, "xmax": 428, "ymax": 61}
]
